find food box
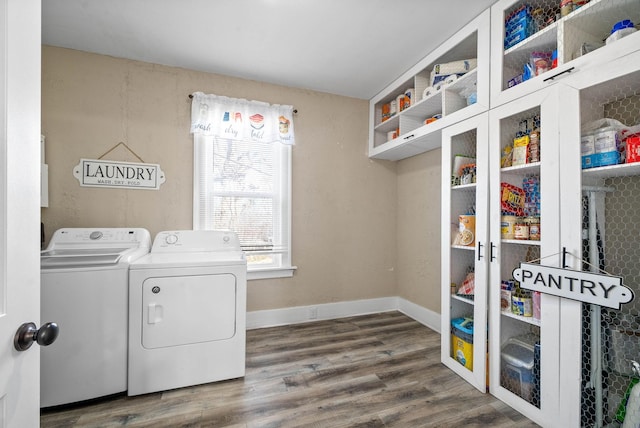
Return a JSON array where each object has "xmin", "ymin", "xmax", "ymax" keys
[
  {"xmin": 501, "ymin": 182, "xmax": 525, "ymax": 216},
  {"xmin": 505, "ymin": 28, "xmax": 530, "ymax": 49},
  {"xmin": 508, "ymin": 74, "xmax": 524, "ymax": 88},
  {"xmin": 501, "ymin": 334, "xmax": 539, "ymax": 404},
  {"xmin": 505, "ymin": 5, "xmax": 531, "ymax": 29},
  {"xmin": 592, "ymin": 151, "xmax": 619, "ymax": 167},
  {"xmin": 500, "ymin": 280, "xmax": 514, "ymax": 312},
  {"xmin": 581, "ymin": 134, "xmax": 595, "ymax": 156},
  {"xmin": 582, "ymin": 154, "xmax": 595, "ymax": 169},
  {"xmin": 626, "ymin": 135, "xmax": 640, "ymax": 163},
  {"xmin": 451, "ymin": 317, "xmax": 474, "ymax": 370},
  {"xmin": 506, "ymin": 14, "xmax": 533, "ymax": 36},
  {"xmin": 594, "ymin": 127, "xmax": 622, "ymax": 153},
  {"xmin": 512, "ymin": 135, "xmax": 530, "ymax": 166}
]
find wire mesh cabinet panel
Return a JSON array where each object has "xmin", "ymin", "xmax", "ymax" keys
[
  {"xmin": 488, "ymin": 86, "xmax": 565, "ymax": 427},
  {"xmin": 490, "ymin": 0, "xmax": 640, "ymax": 108},
  {"xmin": 559, "ymin": 50, "xmax": 640, "ymax": 428},
  {"xmin": 441, "ymin": 113, "xmax": 489, "ymax": 392}
]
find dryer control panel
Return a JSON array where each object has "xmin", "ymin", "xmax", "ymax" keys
[{"xmin": 152, "ymin": 230, "xmax": 241, "ymax": 253}]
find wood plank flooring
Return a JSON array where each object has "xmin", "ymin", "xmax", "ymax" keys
[{"xmin": 40, "ymin": 311, "xmax": 539, "ymax": 427}]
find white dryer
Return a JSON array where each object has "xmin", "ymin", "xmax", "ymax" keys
[
  {"xmin": 40, "ymin": 228, "xmax": 151, "ymax": 407},
  {"xmin": 127, "ymin": 230, "xmax": 247, "ymax": 396}
]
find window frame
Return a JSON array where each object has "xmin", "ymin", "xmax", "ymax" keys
[{"xmin": 193, "ymin": 134, "xmax": 296, "ymax": 280}]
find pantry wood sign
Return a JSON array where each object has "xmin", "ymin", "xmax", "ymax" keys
[
  {"xmin": 512, "ymin": 263, "xmax": 634, "ymax": 309},
  {"xmin": 73, "ymin": 159, "xmax": 166, "ymax": 190}
]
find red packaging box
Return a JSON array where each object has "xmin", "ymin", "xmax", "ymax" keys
[{"xmin": 627, "ymin": 135, "xmax": 640, "ymax": 164}]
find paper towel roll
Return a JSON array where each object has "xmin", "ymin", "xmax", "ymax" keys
[{"xmin": 422, "ymin": 86, "xmax": 435, "ymax": 100}]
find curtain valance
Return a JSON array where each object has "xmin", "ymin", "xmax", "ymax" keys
[{"xmin": 190, "ymin": 92, "xmax": 295, "ymax": 145}]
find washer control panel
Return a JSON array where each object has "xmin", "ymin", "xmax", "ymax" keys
[{"xmin": 48, "ymin": 228, "xmax": 151, "ymax": 245}]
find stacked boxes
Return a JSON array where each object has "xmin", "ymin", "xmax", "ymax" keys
[
  {"xmin": 582, "ymin": 126, "xmax": 625, "ymax": 168},
  {"xmin": 504, "ymin": 5, "xmax": 535, "ymax": 50}
]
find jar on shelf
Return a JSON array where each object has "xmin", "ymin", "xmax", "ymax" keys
[
  {"xmin": 526, "ymin": 216, "xmax": 540, "ymax": 240},
  {"xmin": 560, "ymin": 0, "xmax": 574, "ymax": 17}
]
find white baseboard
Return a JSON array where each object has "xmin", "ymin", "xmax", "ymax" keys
[
  {"xmin": 396, "ymin": 297, "xmax": 441, "ymax": 333},
  {"xmin": 246, "ymin": 296, "xmax": 441, "ymax": 333}
]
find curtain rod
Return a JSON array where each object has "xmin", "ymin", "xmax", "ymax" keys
[{"xmin": 188, "ymin": 93, "xmax": 297, "ymax": 114}]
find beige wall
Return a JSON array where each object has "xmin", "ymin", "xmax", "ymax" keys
[
  {"xmin": 396, "ymin": 150, "xmax": 442, "ymax": 313},
  {"xmin": 41, "ymin": 46, "xmax": 399, "ymax": 312}
]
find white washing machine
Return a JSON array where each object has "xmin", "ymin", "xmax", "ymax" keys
[
  {"xmin": 40, "ymin": 228, "xmax": 151, "ymax": 407},
  {"xmin": 127, "ymin": 230, "xmax": 247, "ymax": 396}
]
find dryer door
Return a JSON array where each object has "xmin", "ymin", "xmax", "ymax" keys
[{"xmin": 141, "ymin": 274, "xmax": 237, "ymax": 349}]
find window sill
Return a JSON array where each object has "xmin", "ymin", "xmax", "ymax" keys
[{"xmin": 247, "ymin": 265, "xmax": 297, "ymax": 281}]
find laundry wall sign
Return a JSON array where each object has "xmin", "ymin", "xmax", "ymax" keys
[
  {"xmin": 73, "ymin": 159, "xmax": 166, "ymax": 190},
  {"xmin": 512, "ymin": 263, "xmax": 634, "ymax": 309}
]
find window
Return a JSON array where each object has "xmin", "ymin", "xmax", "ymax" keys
[{"xmin": 191, "ymin": 93, "xmax": 295, "ymax": 279}]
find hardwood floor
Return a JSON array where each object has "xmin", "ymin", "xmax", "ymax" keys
[{"xmin": 41, "ymin": 311, "xmax": 538, "ymax": 427}]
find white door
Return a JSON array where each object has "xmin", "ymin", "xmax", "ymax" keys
[{"xmin": 0, "ymin": 0, "xmax": 43, "ymax": 427}]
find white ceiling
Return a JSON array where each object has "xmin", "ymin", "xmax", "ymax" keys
[{"xmin": 41, "ymin": 0, "xmax": 497, "ymax": 100}]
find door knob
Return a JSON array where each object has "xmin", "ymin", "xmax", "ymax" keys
[{"xmin": 14, "ymin": 322, "xmax": 59, "ymax": 351}]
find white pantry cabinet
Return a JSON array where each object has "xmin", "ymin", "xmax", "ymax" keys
[
  {"xmin": 440, "ymin": 113, "xmax": 489, "ymax": 393},
  {"xmin": 490, "ymin": 0, "xmax": 640, "ymax": 108},
  {"xmin": 441, "ymin": 85, "xmax": 574, "ymax": 427},
  {"xmin": 488, "ymin": 85, "xmax": 566, "ymax": 428},
  {"xmin": 368, "ymin": 9, "xmax": 490, "ymax": 161}
]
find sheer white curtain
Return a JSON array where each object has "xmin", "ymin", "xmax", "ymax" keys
[{"xmin": 190, "ymin": 92, "xmax": 295, "ymax": 144}]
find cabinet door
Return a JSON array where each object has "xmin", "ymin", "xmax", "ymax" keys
[
  {"xmin": 488, "ymin": 87, "xmax": 562, "ymax": 427},
  {"xmin": 441, "ymin": 113, "xmax": 489, "ymax": 392},
  {"xmin": 559, "ymin": 51, "xmax": 640, "ymax": 428},
  {"xmin": 490, "ymin": 0, "xmax": 640, "ymax": 108}
]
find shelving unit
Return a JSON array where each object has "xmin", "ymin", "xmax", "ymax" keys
[
  {"xmin": 490, "ymin": 0, "xmax": 640, "ymax": 108},
  {"xmin": 372, "ymin": 0, "xmax": 640, "ymax": 425},
  {"xmin": 368, "ymin": 9, "xmax": 490, "ymax": 161}
]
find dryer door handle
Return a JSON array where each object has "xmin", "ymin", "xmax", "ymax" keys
[{"xmin": 148, "ymin": 303, "xmax": 164, "ymax": 324}]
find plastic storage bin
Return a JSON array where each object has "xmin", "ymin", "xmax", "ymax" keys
[
  {"xmin": 500, "ymin": 334, "xmax": 540, "ymax": 405},
  {"xmin": 451, "ymin": 317, "xmax": 474, "ymax": 370}
]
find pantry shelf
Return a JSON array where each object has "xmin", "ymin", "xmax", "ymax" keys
[
  {"xmin": 452, "ymin": 245, "xmax": 475, "ymax": 251},
  {"xmin": 502, "ymin": 239, "xmax": 541, "ymax": 246},
  {"xmin": 452, "ymin": 183, "xmax": 477, "ymax": 191},
  {"xmin": 452, "ymin": 294, "xmax": 475, "ymax": 305},
  {"xmin": 502, "ymin": 310, "xmax": 541, "ymax": 327},
  {"xmin": 582, "ymin": 162, "xmax": 640, "ymax": 179},
  {"xmin": 501, "ymin": 162, "xmax": 541, "ymax": 175}
]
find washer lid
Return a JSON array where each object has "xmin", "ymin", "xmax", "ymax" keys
[
  {"xmin": 129, "ymin": 251, "xmax": 246, "ymax": 269},
  {"xmin": 41, "ymin": 248, "xmax": 127, "ymax": 268}
]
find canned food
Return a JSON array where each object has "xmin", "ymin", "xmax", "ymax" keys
[
  {"xmin": 514, "ymin": 221, "xmax": 530, "ymax": 240},
  {"xmin": 512, "ymin": 295, "xmax": 533, "ymax": 317}
]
